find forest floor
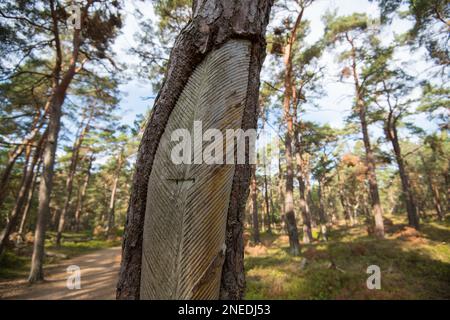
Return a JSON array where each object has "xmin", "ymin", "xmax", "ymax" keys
[
  {"xmin": 245, "ymin": 216, "xmax": 450, "ymax": 299},
  {"xmin": 0, "ymin": 217, "xmax": 448, "ymax": 299},
  {"xmin": 0, "ymin": 246, "xmax": 121, "ymax": 299}
]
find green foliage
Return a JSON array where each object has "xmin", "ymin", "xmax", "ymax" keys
[{"xmin": 245, "ymin": 219, "xmax": 450, "ymax": 299}]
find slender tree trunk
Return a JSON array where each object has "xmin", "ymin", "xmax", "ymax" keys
[
  {"xmin": 251, "ymin": 165, "xmax": 261, "ymax": 243},
  {"xmin": 263, "ymin": 164, "xmax": 272, "ymax": 234},
  {"xmin": 386, "ymin": 121, "xmax": 419, "ymax": 229},
  {"xmin": 278, "ymin": 141, "xmax": 286, "ymax": 233},
  {"xmin": 107, "ymin": 148, "xmax": 124, "ymax": 237},
  {"xmin": 0, "ymin": 132, "xmax": 46, "ymax": 256},
  {"xmin": 28, "ymin": 0, "xmax": 86, "ymax": 282},
  {"xmin": 347, "ymin": 34, "xmax": 384, "ymax": 238},
  {"xmin": 317, "ymin": 179, "xmax": 328, "ymax": 241},
  {"xmin": 294, "ymin": 139, "xmax": 313, "ymax": 243},
  {"xmin": 117, "ymin": 0, "xmax": 273, "ymax": 300},
  {"xmin": 421, "ymin": 156, "xmax": 444, "ymax": 220},
  {"xmin": 0, "ymin": 114, "xmax": 46, "ymax": 210},
  {"xmin": 74, "ymin": 153, "xmax": 94, "ymax": 231},
  {"xmin": 336, "ymin": 168, "xmax": 353, "ymax": 226},
  {"xmin": 281, "ymin": 10, "xmax": 305, "ymax": 256},
  {"xmin": 18, "ymin": 162, "xmax": 41, "ymax": 237},
  {"xmin": 56, "ymin": 114, "xmax": 91, "ymax": 245},
  {"xmin": 107, "ymin": 171, "xmax": 120, "ymax": 235}
]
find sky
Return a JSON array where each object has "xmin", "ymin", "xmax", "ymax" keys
[{"xmin": 111, "ymin": 0, "xmax": 437, "ymax": 148}]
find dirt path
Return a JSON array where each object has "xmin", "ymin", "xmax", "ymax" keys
[{"xmin": 0, "ymin": 247, "xmax": 121, "ymax": 300}]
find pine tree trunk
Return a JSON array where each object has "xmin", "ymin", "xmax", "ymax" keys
[
  {"xmin": 0, "ymin": 115, "xmax": 45, "ymax": 210},
  {"xmin": 263, "ymin": 165, "xmax": 272, "ymax": 234},
  {"xmin": 280, "ymin": 9, "xmax": 305, "ymax": 256},
  {"xmin": 0, "ymin": 131, "xmax": 46, "ymax": 256},
  {"xmin": 56, "ymin": 116, "xmax": 91, "ymax": 245},
  {"xmin": 386, "ymin": 121, "xmax": 419, "ymax": 229},
  {"xmin": 28, "ymin": 94, "xmax": 64, "ymax": 283},
  {"xmin": 421, "ymin": 155, "xmax": 444, "ymax": 220},
  {"xmin": 18, "ymin": 162, "xmax": 40, "ymax": 237},
  {"xmin": 251, "ymin": 165, "xmax": 261, "ymax": 243},
  {"xmin": 318, "ymin": 179, "xmax": 328, "ymax": 241},
  {"xmin": 117, "ymin": 0, "xmax": 273, "ymax": 300},
  {"xmin": 294, "ymin": 137, "xmax": 313, "ymax": 243},
  {"xmin": 348, "ymin": 35, "xmax": 384, "ymax": 238},
  {"xmin": 74, "ymin": 154, "xmax": 94, "ymax": 231},
  {"xmin": 28, "ymin": 1, "xmax": 83, "ymax": 280}
]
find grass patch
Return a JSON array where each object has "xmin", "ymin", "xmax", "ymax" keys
[
  {"xmin": 0, "ymin": 231, "xmax": 121, "ymax": 281},
  {"xmin": 245, "ymin": 217, "xmax": 450, "ymax": 300}
]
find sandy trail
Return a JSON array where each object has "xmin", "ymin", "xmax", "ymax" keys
[{"xmin": 0, "ymin": 247, "xmax": 121, "ymax": 300}]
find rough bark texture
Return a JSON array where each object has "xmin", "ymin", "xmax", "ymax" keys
[{"xmin": 117, "ymin": 0, "xmax": 273, "ymax": 300}]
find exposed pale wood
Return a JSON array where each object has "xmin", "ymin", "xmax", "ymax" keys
[{"xmin": 140, "ymin": 40, "xmax": 251, "ymax": 300}]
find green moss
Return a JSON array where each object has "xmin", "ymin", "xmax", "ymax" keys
[{"xmin": 245, "ymin": 219, "xmax": 450, "ymax": 300}]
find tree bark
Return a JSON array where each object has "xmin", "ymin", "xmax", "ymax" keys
[
  {"xmin": 107, "ymin": 148, "xmax": 125, "ymax": 237},
  {"xmin": 262, "ymin": 161, "xmax": 272, "ymax": 234},
  {"xmin": 56, "ymin": 112, "xmax": 92, "ymax": 245},
  {"xmin": 0, "ymin": 114, "xmax": 46, "ymax": 210},
  {"xmin": 0, "ymin": 131, "xmax": 46, "ymax": 256},
  {"xmin": 281, "ymin": 9, "xmax": 305, "ymax": 256},
  {"xmin": 347, "ymin": 34, "xmax": 384, "ymax": 238},
  {"xmin": 317, "ymin": 179, "xmax": 328, "ymax": 241},
  {"xmin": 18, "ymin": 162, "xmax": 41, "ymax": 237},
  {"xmin": 28, "ymin": 0, "xmax": 86, "ymax": 282},
  {"xmin": 117, "ymin": 0, "xmax": 274, "ymax": 300},
  {"xmin": 385, "ymin": 118, "xmax": 420, "ymax": 229},
  {"xmin": 74, "ymin": 153, "xmax": 94, "ymax": 231},
  {"xmin": 421, "ymin": 156, "xmax": 444, "ymax": 220},
  {"xmin": 294, "ymin": 137, "xmax": 313, "ymax": 243},
  {"xmin": 251, "ymin": 165, "xmax": 261, "ymax": 243}
]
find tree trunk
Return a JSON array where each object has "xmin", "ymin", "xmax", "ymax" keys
[
  {"xmin": 278, "ymin": 141, "xmax": 286, "ymax": 233},
  {"xmin": 317, "ymin": 179, "xmax": 328, "ymax": 241},
  {"xmin": 28, "ymin": 0, "xmax": 85, "ymax": 281},
  {"xmin": 294, "ymin": 137, "xmax": 313, "ymax": 243},
  {"xmin": 348, "ymin": 35, "xmax": 384, "ymax": 239},
  {"xmin": 386, "ymin": 121, "xmax": 420, "ymax": 229},
  {"xmin": 18, "ymin": 162, "xmax": 41, "ymax": 237},
  {"xmin": 107, "ymin": 148, "xmax": 125, "ymax": 237},
  {"xmin": 262, "ymin": 163, "xmax": 272, "ymax": 234},
  {"xmin": 421, "ymin": 156, "xmax": 444, "ymax": 220},
  {"xmin": 117, "ymin": 0, "xmax": 274, "ymax": 300},
  {"xmin": 56, "ymin": 114, "xmax": 91, "ymax": 245},
  {"xmin": 251, "ymin": 165, "xmax": 261, "ymax": 243},
  {"xmin": 281, "ymin": 9, "xmax": 304, "ymax": 256},
  {"xmin": 74, "ymin": 153, "xmax": 94, "ymax": 231},
  {"xmin": 0, "ymin": 114, "xmax": 46, "ymax": 210},
  {"xmin": 0, "ymin": 132, "xmax": 46, "ymax": 256}
]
